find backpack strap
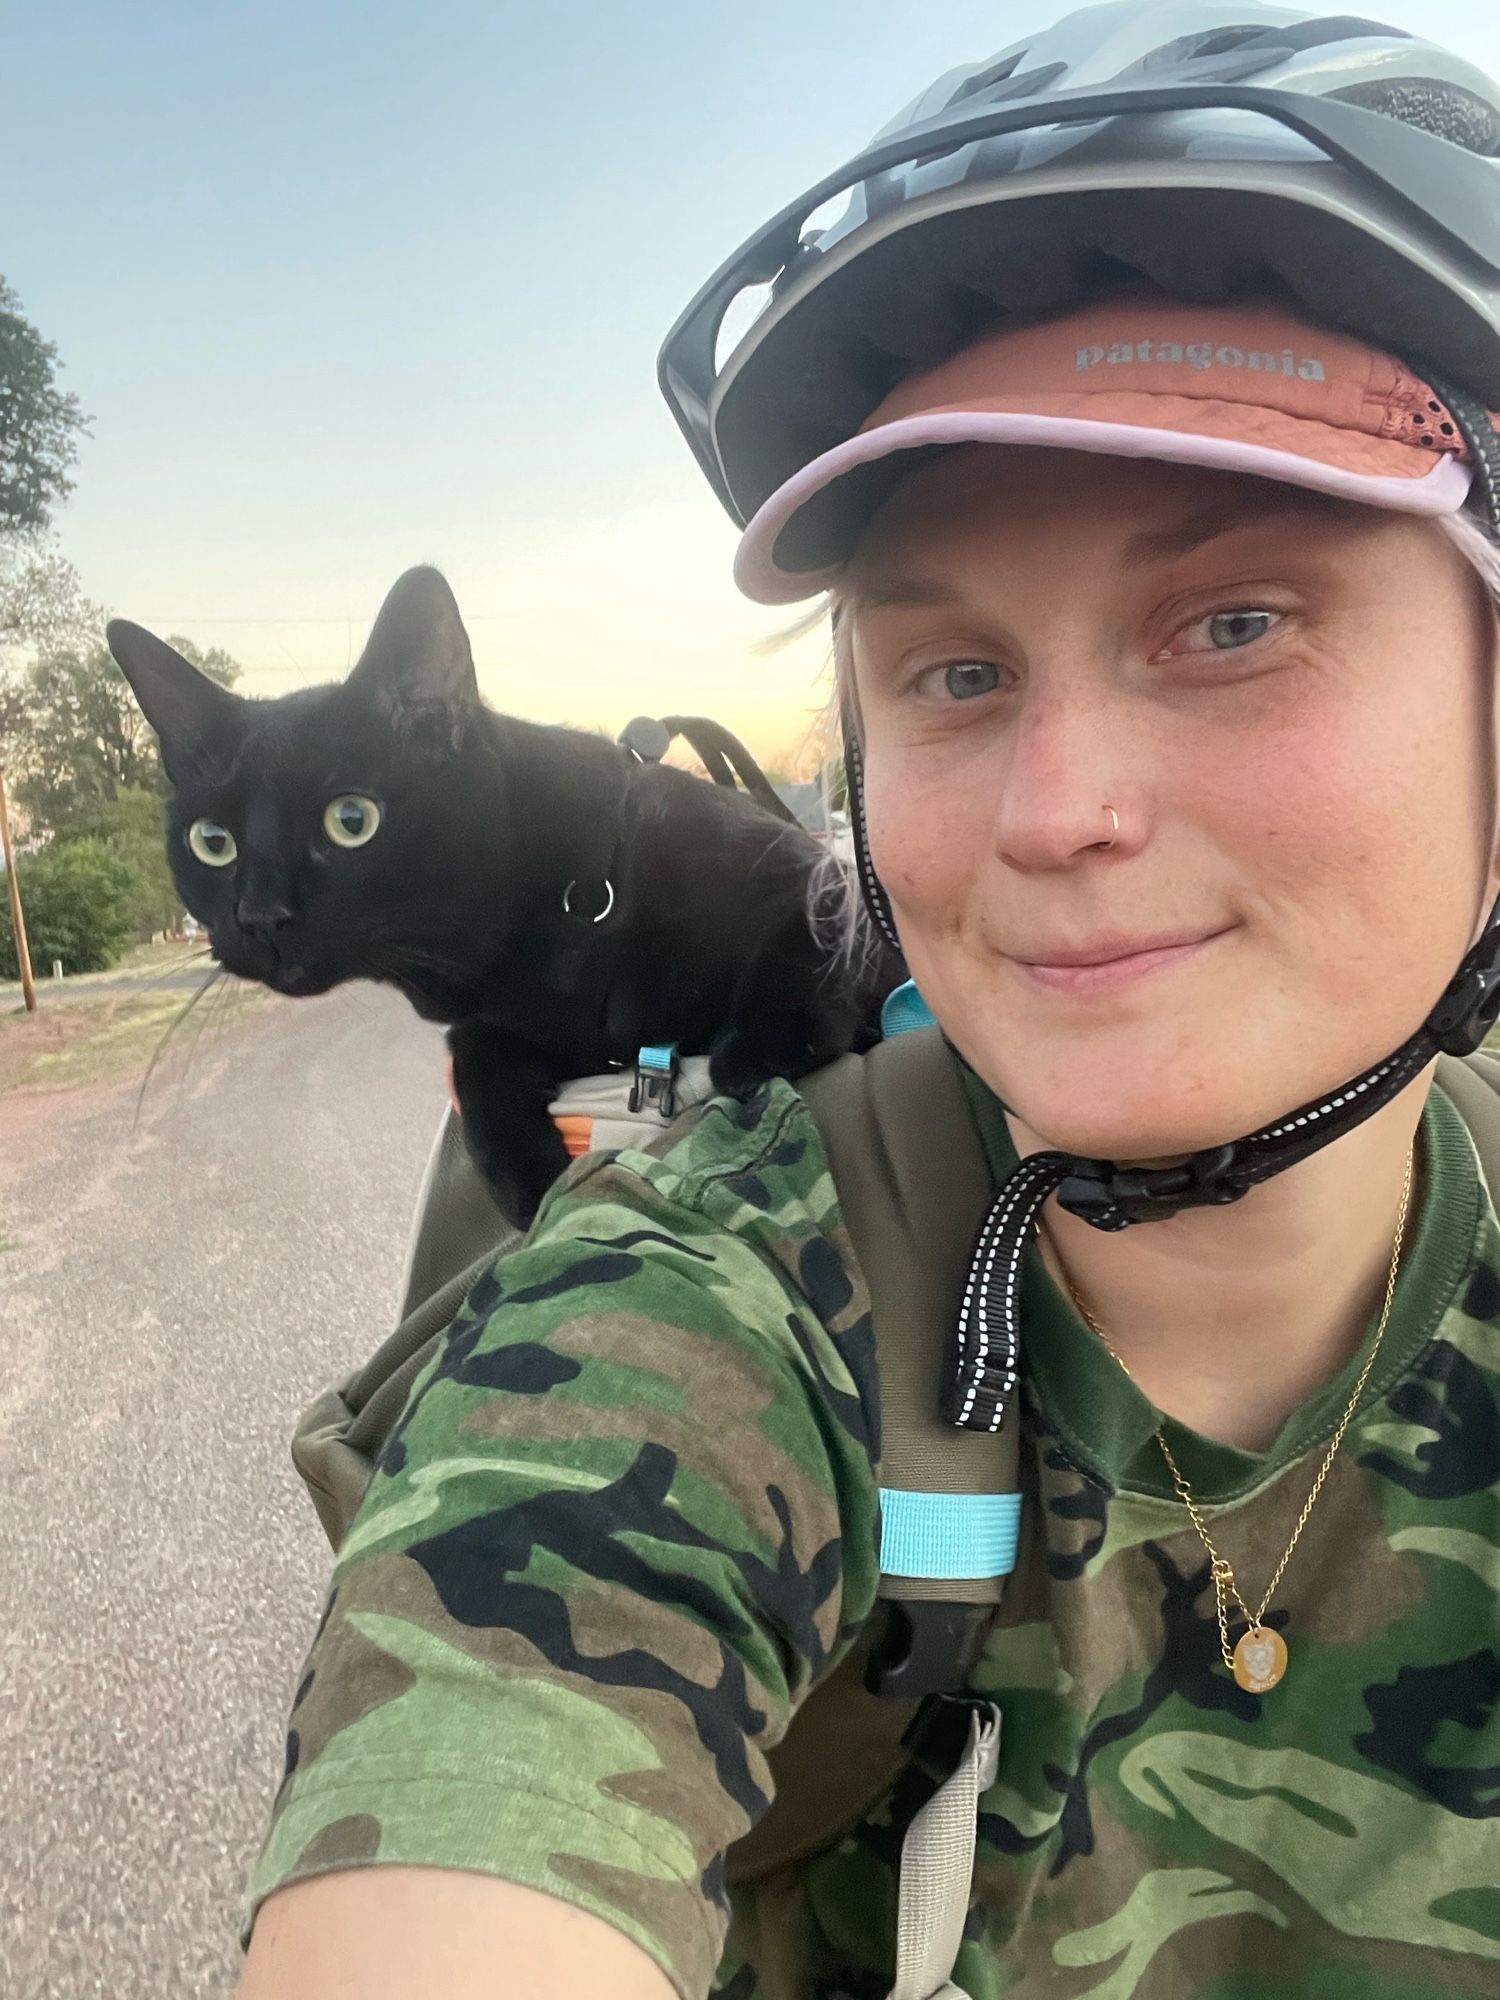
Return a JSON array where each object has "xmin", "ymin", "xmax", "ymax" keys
[
  {"xmin": 800, "ymin": 1027, "xmax": 1020, "ymax": 1699},
  {"xmin": 799, "ymin": 1027, "xmax": 1007, "ymax": 2000},
  {"xmin": 1434, "ymin": 1049, "xmax": 1500, "ymax": 1198}
]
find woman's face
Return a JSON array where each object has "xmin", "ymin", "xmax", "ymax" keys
[{"xmin": 848, "ymin": 446, "xmax": 1498, "ymax": 1160}]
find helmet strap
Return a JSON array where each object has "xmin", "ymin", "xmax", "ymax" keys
[{"xmin": 842, "ymin": 719, "xmax": 903, "ymax": 952}]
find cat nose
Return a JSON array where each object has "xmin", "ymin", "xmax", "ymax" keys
[{"xmin": 235, "ymin": 897, "xmax": 293, "ymax": 938}]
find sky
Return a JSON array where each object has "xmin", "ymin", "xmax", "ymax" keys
[{"xmin": 5, "ymin": 0, "xmax": 1500, "ymax": 770}]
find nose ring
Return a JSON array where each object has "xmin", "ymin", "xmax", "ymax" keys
[{"xmin": 1100, "ymin": 804, "xmax": 1119, "ymax": 850}]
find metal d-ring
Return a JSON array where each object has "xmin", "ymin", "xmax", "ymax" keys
[{"xmin": 562, "ymin": 877, "xmax": 615, "ymax": 924}]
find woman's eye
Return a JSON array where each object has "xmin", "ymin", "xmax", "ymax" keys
[
  {"xmin": 187, "ymin": 818, "xmax": 237, "ymax": 867},
  {"xmin": 1164, "ymin": 608, "xmax": 1280, "ymax": 657},
  {"xmin": 323, "ymin": 794, "xmax": 382, "ymax": 848},
  {"xmin": 918, "ymin": 659, "xmax": 1002, "ymax": 701}
]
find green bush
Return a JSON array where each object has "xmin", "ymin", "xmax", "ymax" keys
[
  {"xmin": 0, "ymin": 838, "xmax": 143, "ymax": 976},
  {"xmin": 48, "ymin": 787, "xmax": 180, "ymax": 939}
]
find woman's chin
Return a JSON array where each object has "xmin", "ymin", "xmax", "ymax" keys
[
  {"xmin": 981, "ymin": 1041, "xmax": 1306, "ymax": 1165},
  {"xmin": 937, "ymin": 954, "xmax": 1423, "ymax": 1162}
]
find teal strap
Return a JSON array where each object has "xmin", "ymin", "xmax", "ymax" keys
[
  {"xmin": 881, "ymin": 980, "xmax": 937, "ymax": 1038},
  {"xmin": 879, "ymin": 1488, "xmax": 1022, "ymax": 1582}
]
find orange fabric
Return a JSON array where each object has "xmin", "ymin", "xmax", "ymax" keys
[
  {"xmin": 864, "ymin": 300, "xmax": 1488, "ymax": 471},
  {"xmin": 553, "ymin": 1113, "xmax": 594, "ymax": 1158}
]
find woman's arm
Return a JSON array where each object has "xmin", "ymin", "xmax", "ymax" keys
[
  {"xmin": 241, "ymin": 1089, "xmax": 881, "ymax": 1997},
  {"xmin": 237, "ymin": 1868, "xmax": 675, "ymax": 2000}
]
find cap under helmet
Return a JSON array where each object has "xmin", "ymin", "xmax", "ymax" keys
[{"xmin": 658, "ymin": 2, "xmax": 1500, "ymax": 1433}]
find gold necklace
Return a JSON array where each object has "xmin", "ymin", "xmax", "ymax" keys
[{"xmin": 1064, "ymin": 1148, "xmax": 1413, "ymax": 1694}]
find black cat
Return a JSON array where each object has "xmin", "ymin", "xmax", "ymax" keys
[{"xmin": 107, "ymin": 565, "xmax": 897, "ymax": 1223}]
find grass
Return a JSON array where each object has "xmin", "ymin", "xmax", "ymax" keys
[
  {"xmin": 0, "ymin": 936, "xmax": 205, "ymax": 1004},
  {"xmin": 0, "ymin": 979, "xmax": 271, "ymax": 1095}
]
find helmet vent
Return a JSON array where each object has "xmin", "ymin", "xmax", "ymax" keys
[
  {"xmin": 950, "ymin": 53, "xmax": 1023, "ymax": 105},
  {"xmin": 1259, "ymin": 16, "xmax": 1412, "ymax": 54},
  {"xmin": 1120, "ymin": 26, "xmax": 1280, "ymax": 74},
  {"xmin": 945, "ymin": 58, "xmax": 1069, "ymax": 115},
  {"xmin": 714, "ymin": 280, "xmax": 776, "ymax": 377}
]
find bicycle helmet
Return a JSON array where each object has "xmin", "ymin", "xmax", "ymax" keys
[{"xmin": 660, "ymin": 1, "xmax": 1500, "ymax": 529}]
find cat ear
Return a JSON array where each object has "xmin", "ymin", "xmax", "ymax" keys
[
  {"xmin": 106, "ymin": 620, "xmax": 247, "ymax": 784},
  {"xmin": 348, "ymin": 566, "xmax": 479, "ymax": 745}
]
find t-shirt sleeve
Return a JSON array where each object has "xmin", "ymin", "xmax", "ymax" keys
[{"xmin": 244, "ymin": 1084, "xmax": 883, "ymax": 2000}]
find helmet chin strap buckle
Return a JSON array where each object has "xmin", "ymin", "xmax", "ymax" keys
[
  {"xmin": 1426, "ymin": 962, "xmax": 1500, "ymax": 1056},
  {"xmin": 1057, "ymin": 1142, "xmax": 1241, "ymax": 1230}
]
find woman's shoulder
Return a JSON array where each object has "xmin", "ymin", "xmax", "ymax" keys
[
  {"xmin": 529, "ymin": 1076, "xmax": 850, "ymax": 1296},
  {"xmin": 390, "ymin": 1075, "xmax": 880, "ymax": 1465}
]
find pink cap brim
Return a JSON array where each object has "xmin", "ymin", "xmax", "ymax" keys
[{"xmin": 733, "ymin": 410, "xmax": 1475, "ymax": 606}]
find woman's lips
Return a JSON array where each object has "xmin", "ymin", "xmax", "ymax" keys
[{"xmin": 1010, "ymin": 930, "xmax": 1226, "ymax": 997}]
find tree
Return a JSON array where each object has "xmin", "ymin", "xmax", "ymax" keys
[
  {"xmin": 2, "ymin": 634, "xmax": 241, "ymax": 836},
  {"xmin": 0, "ymin": 838, "xmax": 141, "ymax": 977},
  {"xmin": 50, "ymin": 785, "xmax": 185, "ymax": 938},
  {"xmin": 0, "ymin": 277, "xmax": 89, "ymax": 532},
  {"xmin": 10, "ymin": 644, "xmax": 163, "ymax": 827},
  {"xmin": 0, "ymin": 528, "xmax": 102, "ymax": 663}
]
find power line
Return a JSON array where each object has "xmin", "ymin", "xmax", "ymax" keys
[{"xmin": 141, "ymin": 612, "xmax": 529, "ymax": 625}]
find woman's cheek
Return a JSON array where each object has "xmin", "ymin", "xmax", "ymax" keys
[
  {"xmin": 864, "ymin": 749, "xmax": 973, "ymax": 918},
  {"xmin": 1257, "ymin": 710, "xmax": 1475, "ymax": 1026}
]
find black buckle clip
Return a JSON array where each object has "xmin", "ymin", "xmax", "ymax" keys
[
  {"xmin": 1059, "ymin": 1143, "xmax": 1239, "ymax": 1229},
  {"xmin": 900, "ymin": 1690, "xmax": 992, "ymax": 1769},
  {"xmin": 1427, "ymin": 904, "xmax": 1500, "ymax": 1055},
  {"xmin": 1428, "ymin": 965, "xmax": 1500, "ymax": 1056},
  {"xmin": 865, "ymin": 1599, "xmax": 993, "ymax": 1702}
]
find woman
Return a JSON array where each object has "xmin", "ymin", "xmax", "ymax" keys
[{"xmin": 237, "ymin": 7, "xmax": 1500, "ymax": 1997}]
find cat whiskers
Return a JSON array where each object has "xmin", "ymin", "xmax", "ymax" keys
[
  {"xmin": 120, "ymin": 942, "xmax": 219, "ymax": 1005},
  {"xmin": 134, "ymin": 961, "xmax": 232, "ymax": 1121},
  {"xmin": 180, "ymin": 959, "xmax": 247, "ymax": 1082},
  {"xmin": 138, "ymin": 940, "xmax": 215, "ymax": 974}
]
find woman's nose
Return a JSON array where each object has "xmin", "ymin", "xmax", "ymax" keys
[{"xmin": 989, "ymin": 698, "xmax": 1138, "ymax": 870}]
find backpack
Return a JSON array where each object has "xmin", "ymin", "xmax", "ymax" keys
[{"xmin": 289, "ymin": 1030, "xmax": 1500, "ymax": 2000}]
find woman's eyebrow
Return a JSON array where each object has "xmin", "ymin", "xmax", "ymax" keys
[
  {"xmin": 1122, "ymin": 489, "xmax": 1343, "ymax": 570},
  {"xmin": 848, "ymin": 577, "xmax": 964, "ymax": 613},
  {"xmin": 853, "ymin": 489, "xmax": 1346, "ymax": 606}
]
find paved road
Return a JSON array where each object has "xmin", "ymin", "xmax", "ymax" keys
[{"xmin": 0, "ymin": 985, "xmax": 449, "ymax": 1999}]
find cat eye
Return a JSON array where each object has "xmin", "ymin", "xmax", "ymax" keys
[
  {"xmin": 187, "ymin": 818, "xmax": 237, "ymax": 867},
  {"xmin": 323, "ymin": 794, "xmax": 382, "ymax": 849}
]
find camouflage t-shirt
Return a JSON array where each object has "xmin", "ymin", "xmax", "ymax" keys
[{"xmin": 247, "ymin": 1072, "xmax": 1500, "ymax": 1998}]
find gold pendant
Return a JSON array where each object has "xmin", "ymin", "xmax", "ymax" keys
[{"xmin": 1232, "ymin": 1625, "xmax": 1288, "ymax": 1693}]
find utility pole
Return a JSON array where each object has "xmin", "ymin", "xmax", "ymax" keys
[{"xmin": 0, "ymin": 764, "xmax": 37, "ymax": 1013}]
